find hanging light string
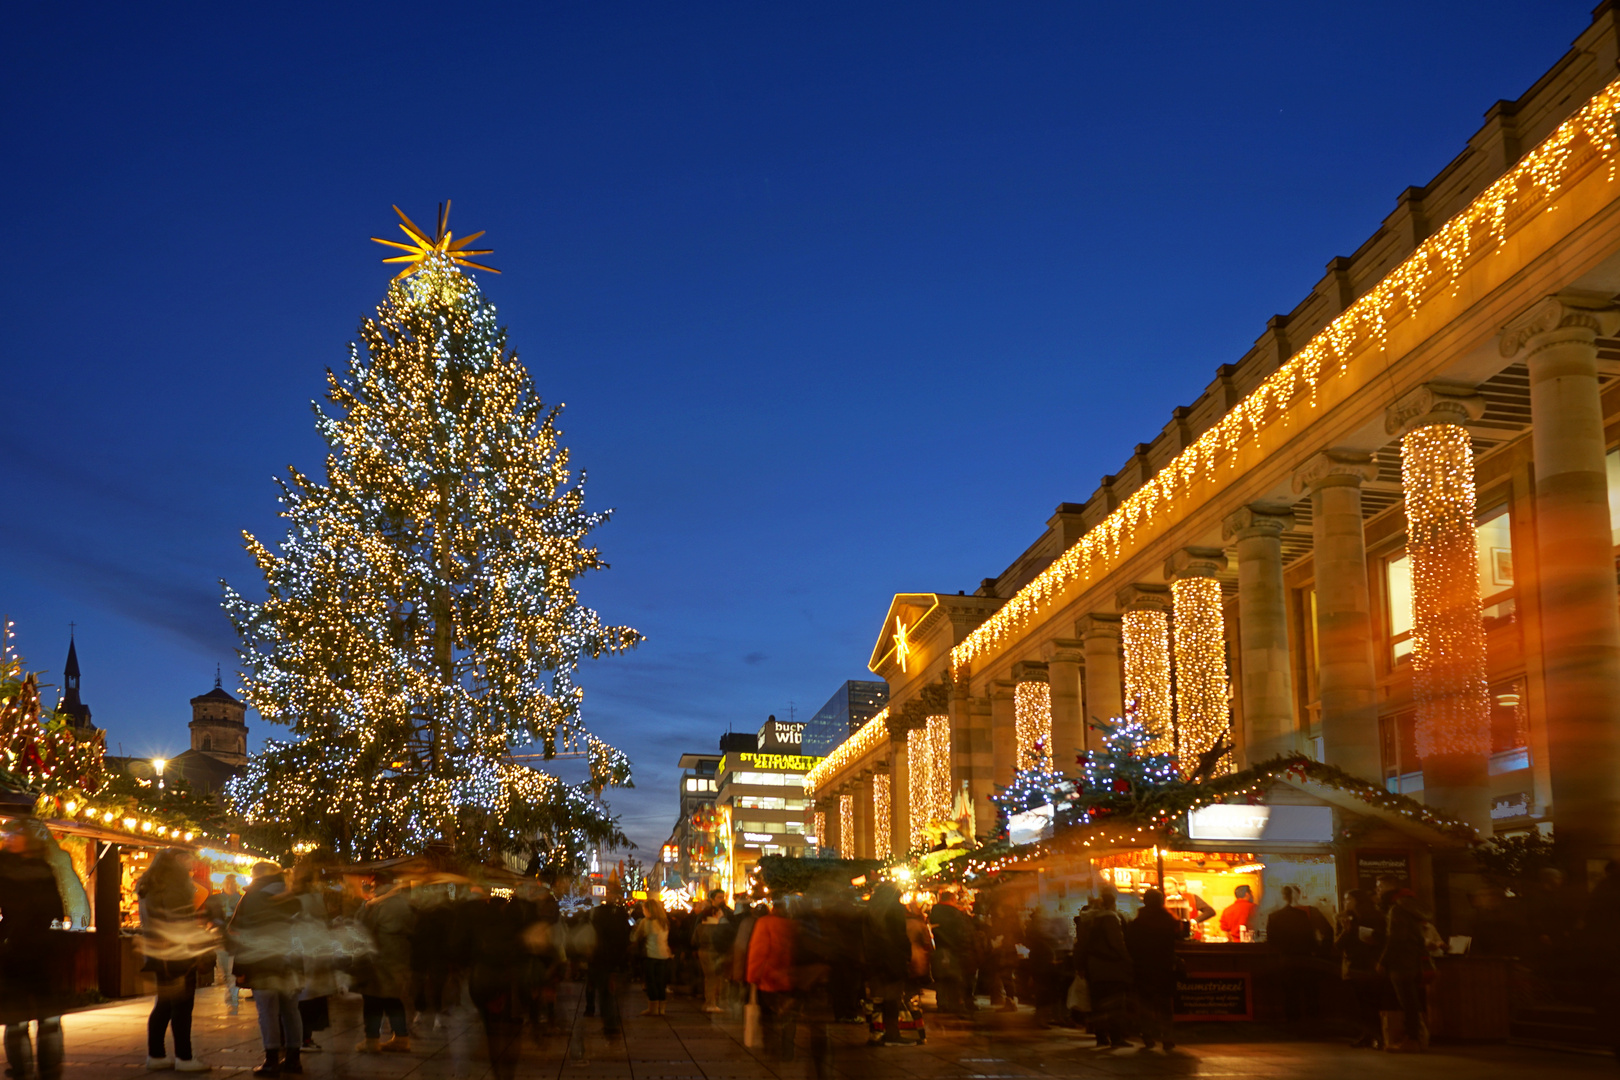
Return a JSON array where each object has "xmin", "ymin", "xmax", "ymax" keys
[
  {"xmin": 1170, "ymin": 577, "xmax": 1231, "ymax": 778},
  {"xmin": 1014, "ymin": 681, "xmax": 1052, "ymax": 771},
  {"xmin": 1122, "ymin": 610, "xmax": 1173, "ymax": 755},
  {"xmin": 839, "ymin": 794, "xmax": 854, "ymax": 857},
  {"xmin": 1402, "ymin": 424, "xmax": 1490, "ymax": 758},
  {"xmin": 872, "ymin": 772, "xmax": 892, "ymax": 858},
  {"xmin": 948, "ymin": 76, "xmax": 1620, "ymax": 677},
  {"xmin": 805, "ymin": 706, "xmax": 888, "ymax": 797}
]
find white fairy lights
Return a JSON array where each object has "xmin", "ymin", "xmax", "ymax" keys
[
  {"xmin": 804, "ymin": 706, "xmax": 888, "ymax": 796},
  {"xmin": 1122, "ymin": 610, "xmax": 1173, "ymax": 755},
  {"xmin": 1014, "ymin": 681, "xmax": 1052, "ymax": 771},
  {"xmin": 948, "ymin": 75, "xmax": 1620, "ymax": 677},
  {"xmin": 1170, "ymin": 577, "xmax": 1230, "ymax": 777},
  {"xmin": 1402, "ymin": 424, "xmax": 1490, "ymax": 758},
  {"xmin": 906, "ymin": 714, "xmax": 952, "ymax": 848}
]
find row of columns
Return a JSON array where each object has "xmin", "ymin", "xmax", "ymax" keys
[{"xmin": 818, "ymin": 295, "xmax": 1620, "ymax": 872}]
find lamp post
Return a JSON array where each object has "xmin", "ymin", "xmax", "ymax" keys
[{"xmin": 153, "ymin": 758, "xmax": 166, "ymax": 791}]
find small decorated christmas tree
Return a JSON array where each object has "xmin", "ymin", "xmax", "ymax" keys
[
  {"xmin": 1075, "ymin": 712, "xmax": 1182, "ymax": 818},
  {"xmin": 0, "ymin": 627, "xmax": 105, "ymax": 796}
]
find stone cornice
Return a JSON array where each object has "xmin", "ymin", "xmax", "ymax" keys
[
  {"xmin": 1076, "ymin": 613, "xmax": 1122, "ymax": 642},
  {"xmin": 1116, "ymin": 582, "xmax": 1173, "ymax": 613},
  {"xmin": 1039, "ymin": 637, "xmax": 1085, "ymax": 665}
]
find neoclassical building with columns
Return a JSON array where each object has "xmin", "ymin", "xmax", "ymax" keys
[{"xmin": 807, "ymin": 8, "xmax": 1620, "ymax": 887}]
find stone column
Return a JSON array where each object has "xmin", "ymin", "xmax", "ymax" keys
[
  {"xmin": 1041, "ymin": 639, "xmax": 1086, "ymax": 775},
  {"xmin": 1118, "ymin": 584, "xmax": 1174, "ymax": 754},
  {"xmin": 887, "ymin": 732, "xmax": 911, "ymax": 857},
  {"xmin": 1078, "ymin": 614, "xmax": 1124, "ymax": 743},
  {"xmin": 967, "ymin": 694, "xmax": 995, "ymax": 840},
  {"xmin": 1011, "ymin": 660, "xmax": 1051, "ymax": 770},
  {"xmin": 989, "ymin": 679, "xmax": 1016, "ymax": 796},
  {"xmin": 1385, "ymin": 383, "xmax": 1491, "ymax": 832},
  {"xmin": 1294, "ymin": 450, "xmax": 1382, "ymax": 779},
  {"xmin": 1166, "ymin": 547, "xmax": 1232, "ymax": 776},
  {"xmin": 816, "ymin": 796, "xmax": 841, "ymax": 856},
  {"xmin": 851, "ymin": 774, "xmax": 871, "ymax": 859},
  {"xmin": 1222, "ymin": 505, "xmax": 1298, "ymax": 765},
  {"xmin": 1503, "ymin": 297, "xmax": 1620, "ymax": 870}
]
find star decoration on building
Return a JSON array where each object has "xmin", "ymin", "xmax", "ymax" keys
[
  {"xmin": 370, "ymin": 201, "xmax": 499, "ymax": 279},
  {"xmin": 893, "ymin": 615, "xmax": 913, "ymax": 673}
]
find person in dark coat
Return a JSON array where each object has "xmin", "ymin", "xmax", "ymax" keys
[
  {"xmin": 928, "ymin": 891, "xmax": 977, "ymax": 1016},
  {"xmin": 1334, "ymin": 889, "xmax": 1384, "ymax": 1048},
  {"xmin": 352, "ymin": 872, "xmax": 415, "ymax": 1053},
  {"xmin": 0, "ymin": 816, "xmax": 68, "ymax": 1080},
  {"xmin": 585, "ymin": 893, "xmax": 630, "ymax": 1036},
  {"xmin": 1375, "ymin": 876, "xmax": 1432, "ymax": 1052},
  {"xmin": 1265, "ymin": 885, "xmax": 1323, "ymax": 1023},
  {"xmin": 1076, "ymin": 889, "xmax": 1132, "ymax": 1049},
  {"xmin": 463, "ymin": 893, "xmax": 530, "ymax": 1080},
  {"xmin": 1585, "ymin": 861, "xmax": 1620, "ymax": 1062},
  {"xmin": 862, "ymin": 884, "xmax": 912, "ymax": 1045},
  {"xmin": 1124, "ymin": 888, "xmax": 1185, "ymax": 1050}
]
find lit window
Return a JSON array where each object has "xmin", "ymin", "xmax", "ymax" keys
[{"xmin": 1386, "ymin": 553, "xmax": 1414, "ymax": 662}]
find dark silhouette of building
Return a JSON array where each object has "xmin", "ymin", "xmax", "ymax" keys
[
  {"xmin": 803, "ymin": 680, "xmax": 887, "ymax": 756},
  {"xmin": 163, "ymin": 669, "xmax": 250, "ymax": 794},
  {"xmin": 57, "ymin": 634, "xmax": 96, "ymax": 732}
]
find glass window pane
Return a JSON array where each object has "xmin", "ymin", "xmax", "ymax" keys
[
  {"xmin": 1476, "ymin": 506, "xmax": 1513, "ymax": 602},
  {"xmin": 1608, "ymin": 449, "xmax": 1620, "ymax": 544},
  {"xmin": 1387, "ymin": 554, "xmax": 1413, "ymax": 640}
]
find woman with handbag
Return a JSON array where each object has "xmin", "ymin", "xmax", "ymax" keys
[{"xmin": 138, "ymin": 849, "xmax": 215, "ymax": 1072}]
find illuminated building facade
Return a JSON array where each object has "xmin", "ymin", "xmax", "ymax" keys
[
  {"xmin": 808, "ymin": 8, "xmax": 1620, "ymax": 887},
  {"xmin": 665, "ymin": 750, "xmax": 722, "ymax": 894},
  {"xmin": 714, "ymin": 716, "xmax": 822, "ymax": 893}
]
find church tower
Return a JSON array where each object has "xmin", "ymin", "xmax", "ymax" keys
[
  {"xmin": 59, "ymin": 633, "xmax": 95, "ymax": 731},
  {"xmin": 189, "ymin": 667, "xmax": 248, "ymax": 765}
]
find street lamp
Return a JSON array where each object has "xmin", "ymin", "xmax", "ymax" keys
[{"xmin": 153, "ymin": 758, "xmax": 166, "ymax": 791}]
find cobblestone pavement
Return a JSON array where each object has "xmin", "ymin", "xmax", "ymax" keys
[{"xmin": 36, "ymin": 981, "xmax": 1612, "ymax": 1080}]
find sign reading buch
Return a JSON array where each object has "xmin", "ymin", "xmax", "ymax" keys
[{"xmin": 1172, "ymin": 972, "xmax": 1252, "ymax": 1021}]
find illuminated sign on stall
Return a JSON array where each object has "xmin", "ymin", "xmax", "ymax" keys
[{"xmin": 1186, "ymin": 804, "xmax": 1333, "ymax": 844}]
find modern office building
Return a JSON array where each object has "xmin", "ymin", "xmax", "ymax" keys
[
  {"xmin": 712, "ymin": 716, "xmax": 822, "ymax": 896},
  {"xmin": 803, "ymin": 680, "xmax": 888, "ymax": 757}
]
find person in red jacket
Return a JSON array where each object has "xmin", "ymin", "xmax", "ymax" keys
[
  {"xmin": 1218, "ymin": 885, "xmax": 1258, "ymax": 942},
  {"xmin": 745, "ymin": 899, "xmax": 799, "ymax": 1059}
]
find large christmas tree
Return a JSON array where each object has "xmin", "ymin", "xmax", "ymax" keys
[{"xmin": 224, "ymin": 205, "xmax": 641, "ymax": 866}]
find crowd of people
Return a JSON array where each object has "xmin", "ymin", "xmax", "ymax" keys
[{"xmin": 4, "ymin": 813, "xmax": 1620, "ymax": 1080}]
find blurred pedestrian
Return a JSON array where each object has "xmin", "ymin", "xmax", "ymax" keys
[
  {"xmin": 747, "ymin": 898, "xmax": 798, "ymax": 1058},
  {"xmin": 1124, "ymin": 888, "xmax": 1184, "ymax": 1051},
  {"xmin": 1334, "ymin": 889, "xmax": 1383, "ymax": 1049},
  {"xmin": 230, "ymin": 862, "xmax": 303, "ymax": 1076},
  {"xmin": 585, "ymin": 890, "xmax": 630, "ymax": 1036},
  {"xmin": 696, "ymin": 889, "xmax": 734, "ymax": 1014},
  {"xmin": 1375, "ymin": 875, "xmax": 1432, "ymax": 1053},
  {"xmin": 862, "ymin": 884, "xmax": 911, "ymax": 1045},
  {"xmin": 1076, "ymin": 888, "xmax": 1132, "ymax": 1049},
  {"xmin": 353, "ymin": 870, "xmax": 414, "ymax": 1054},
  {"xmin": 928, "ymin": 891, "xmax": 976, "ymax": 1016},
  {"xmin": 0, "ymin": 816, "xmax": 69, "ymax": 1080},
  {"xmin": 203, "ymin": 876, "xmax": 241, "ymax": 1014},
  {"xmin": 138, "ymin": 849, "xmax": 213, "ymax": 1072},
  {"xmin": 633, "ymin": 897, "xmax": 672, "ymax": 1016}
]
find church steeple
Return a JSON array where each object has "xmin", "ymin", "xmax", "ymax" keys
[{"xmin": 59, "ymin": 630, "xmax": 94, "ymax": 730}]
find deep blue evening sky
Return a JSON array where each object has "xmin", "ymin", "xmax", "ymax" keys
[{"xmin": 2, "ymin": 1, "xmax": 1590, "ymax": 855}]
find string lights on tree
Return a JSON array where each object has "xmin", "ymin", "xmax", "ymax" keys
[
  {"xmin": 1014, "ymin": 680, "xmax": 1052, "ymax": 771},
  {"xmin": 1122, "ymin": 610, "xmax": 1173, "ymax": 755},
  {"xmin": 947, "ymin": 77, "xmax": 1620, "ymax": 677},
  {"xmin": 1401, "ymin": 423, "xmax": 1490, "ymax": 759},
  {"xmin": 1170, "ymin": 576, "xmax": 1230, "ymax": 778},
  {"xmin": 223, "ymin": 207, "xmax": 640, "ymax": 866}
]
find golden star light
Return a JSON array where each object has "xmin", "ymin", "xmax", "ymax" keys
[{"xmin": 370, "ymin": 201, "xmax": 499, "ymax": 280}]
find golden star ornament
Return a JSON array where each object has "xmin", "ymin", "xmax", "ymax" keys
[{"xmin": 370, "ymin": 200, "xmax": 499, "ymax": 279}]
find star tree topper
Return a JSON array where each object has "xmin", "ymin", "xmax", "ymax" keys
[{"xmin": 370, "ymin": 200, "xmax": 499, "ymax": 279}]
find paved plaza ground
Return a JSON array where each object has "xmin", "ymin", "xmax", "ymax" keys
[{"xmin": 41, "ymin": 982, "xmax": 1612, "ymax": 1080}]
